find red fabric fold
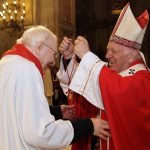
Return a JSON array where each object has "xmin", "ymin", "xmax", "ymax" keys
[
  {"xmin": 136, "ymin": 10, "xmax": 149, "ymax": 29},
  {"xmin": 99, "ymin": 64, "xmax": 150, "ymax": 150},
  {"xmin": 69, "ymin": 93, "xmax": 98, "ymax": 150}
]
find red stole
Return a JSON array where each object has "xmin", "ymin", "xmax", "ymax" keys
[
  {"xmin": 68, "ymin": 93, "xmax": 99, "ymax": 150},
  {"xmin": 99, "ymin": 61, "xmax": 150, "ymax": 150},
  {"xmin": 2, "ymin": 44, "xmax": 43, "ymax": 77}
]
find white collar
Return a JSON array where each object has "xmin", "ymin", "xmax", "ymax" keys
[{"xmin": 119, "ymin": 63, "xmax": 147, "ymax": 77}]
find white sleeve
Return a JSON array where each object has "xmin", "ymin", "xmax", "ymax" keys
[
  {"xmin": 56, "ymin": 56, "xmax": 69, "ymax": 95},
  {"xmin": 17, "ymin": 63, "xmax": 74, "ymax": 149},
  {"xmin": 69, "ymin": 52, "xmax": 106, "ymax": 110},
  {"xmin": 57, "ymin": 55, "xmax": 78, "ymax": 96}
]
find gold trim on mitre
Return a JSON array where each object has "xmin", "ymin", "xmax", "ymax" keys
[{"xmin": 110, "ymin": 3, "xmax": 149, "ymax": 50}]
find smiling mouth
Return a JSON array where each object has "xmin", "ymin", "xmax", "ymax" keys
[{"xmin": 108, "ymin": 62, "xmax": 113, "ymax": 66}]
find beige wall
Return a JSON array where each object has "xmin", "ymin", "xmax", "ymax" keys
[{"xmin": 0, "ymin": 0, "xmax": 76, "ymax": 60}]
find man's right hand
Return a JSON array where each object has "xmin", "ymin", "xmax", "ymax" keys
[
  {"xmin": 59, "ymin": 36, "xmax": 74, "ymax": 59},
  {"xmin": 91, "ymin": 118, "xmax": 111, "ymax": 140},
  {"xmin": 74, "ymin": 36, "xmax": 90, "ymax": 59}
]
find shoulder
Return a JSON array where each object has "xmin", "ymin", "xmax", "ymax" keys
[{"xmin": 2, "ymin": 55, "xmax": 41, "ymax": 79}]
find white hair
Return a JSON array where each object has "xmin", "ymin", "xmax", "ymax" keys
[{"xmin": 17, "ymin": 26, "xmax": 57, "ymax": 48}]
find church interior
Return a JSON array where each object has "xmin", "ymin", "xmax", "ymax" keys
[
  {"xmin": 0, "ymin": 0, "xmax": 150, "ymax": 107},
  {"xmin": 0, "ymin": 1, "xmax": 150, "ymax": 150},
  {"xmin": 0, "ymin": 0, "xmax": 150, "ymax": 65},
  {"xmin": 0, "ymin": 2, "xmax": 150, "ymax": 96}
]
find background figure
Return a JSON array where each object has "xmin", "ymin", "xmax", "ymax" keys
[
  {"xmin": 69, "ymin": 3, "xmax": 150, "ymax": 150},
  {"xmin": 0, "ymin": 26, "xmax": 110, "ymax": 150},
  {"xmin": 43, "ymin": 68, "xmax": 54, "ymax": 104},
  {"xmin": 51, "ymin": 65, "xmax": 69, "ymax": 105},
  {"xmin": 57, "ymin": 37, "xmax": 100, "ymax": 150}
]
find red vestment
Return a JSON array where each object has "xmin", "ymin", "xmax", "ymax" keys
[
  {"xmin": 68, "ymin": 93, "xmax": 98, "ymax": 150},
  {"xmin": 99, "ymin": 62, "xmax": 150, "ymax": 150}
]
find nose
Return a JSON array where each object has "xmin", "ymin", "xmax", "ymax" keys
[
  {"xmin": 105, "ymin": 49, "xmax": 112, "ymax": 59},
  {"xmin": 49, "ymin": 60, "xmax": 56, "ymax": 68}
]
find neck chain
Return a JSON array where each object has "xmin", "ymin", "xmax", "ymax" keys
[{"xmin": 63, "ymin": 56, "xmax": 76, "ymax": 104}]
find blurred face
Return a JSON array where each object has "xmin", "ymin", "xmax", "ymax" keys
[
  {"xmin": 106, "ymin": 42, "xmax": 132, "ymax": 73},
  {"xmin": 62, "ymin": 42, "xmax": 74, "ymax": 59}
]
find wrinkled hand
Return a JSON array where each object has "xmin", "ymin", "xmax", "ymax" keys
[
  {"xmin": 74, "ymin": 36, "xmax": 90, "ymax": 59},
  {"xmin": 59, "ymin": 37, "xmax": 74, "ymax": 59},
  {"xmin": 91, "ymin": 118, "xmax": 111, "ymax": 140},
  {"xmin": 61, "ymin": 105, "xmax": 76, "ymax": 120}
]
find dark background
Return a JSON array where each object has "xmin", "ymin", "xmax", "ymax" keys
[{"xmin": 76, "ymin": 0, "xmax": 150, "ymax": 66}]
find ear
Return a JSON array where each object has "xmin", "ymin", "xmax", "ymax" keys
[{"xmin": 34, "ymin": 41, "xmax": 44, "ymax": 55}]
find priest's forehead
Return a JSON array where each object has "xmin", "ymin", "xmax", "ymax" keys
[{"xmin": 46, "ymin": 34, "xmax": 58, "ymax": 51}]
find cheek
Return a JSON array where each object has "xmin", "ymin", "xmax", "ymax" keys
[
  {"xmin": 116, "ymin": 57, "xmax": 128, "ymax": 69},
  {"xmin": 43, "ymin": 52, "xmax": 53, "ymax": 63},
  {"xmin": 119, "ymin": 56, "xmax": 127, "ymax": 64},
  {"xmin": 48, "ymin": 54, "xmax": 54, "ymax": 62}
]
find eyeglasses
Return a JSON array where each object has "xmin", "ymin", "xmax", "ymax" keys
[{"xmin": 43, "ymin": 43, "xmax": 59, "ymax": 58}]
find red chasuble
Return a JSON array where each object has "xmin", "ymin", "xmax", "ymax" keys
[
  {"xmin": 68, "ymin": 93, "xmax": 99, "ymax": 150},
  {"xmin": 99, "ymin": 64, "xmax": 150, "ymax": 150}
]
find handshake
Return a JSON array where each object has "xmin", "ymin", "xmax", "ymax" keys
[{"xmin": 61, "ymin": 105, "xmax": 111, "ymax": 140}]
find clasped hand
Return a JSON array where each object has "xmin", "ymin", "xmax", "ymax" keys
[
  {"xmin": 91, "ymin": 118, "xmax": 111, "ymax": 140},
  {"xmin": 61, "ymin": 105, "xmax": 76, "ymax": 120},
  {"xmin": 59, "ymin": 36, "xmax": 90, "ymax": 59}
]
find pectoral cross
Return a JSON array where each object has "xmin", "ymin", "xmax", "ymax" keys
[{"xmin": 129, "ymin": 69, "xmax": 135, "ymax": 74}]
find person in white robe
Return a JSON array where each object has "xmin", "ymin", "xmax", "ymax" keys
[{"xmin": 0, "ymin": 26, "xmax": 110, "ymax": 150}]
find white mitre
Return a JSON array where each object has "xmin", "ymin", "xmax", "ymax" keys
[{"xmin": 109, "ymin": 3, "xmax": 149, "ymax": 50}]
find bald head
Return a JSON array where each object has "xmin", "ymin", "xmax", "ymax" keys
[
  {"xmin": 17, "ymin": 26, "xmax": 57, "ymax": 50},
  {"xmin": 17, "ymin": 26, "xmax": 58, "ymax": 69}
]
